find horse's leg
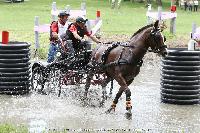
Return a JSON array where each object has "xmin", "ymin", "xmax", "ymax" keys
[
  {"xmin": 124, "ymin": 80, "xmax": 134, "ymax": 120},
  {"xmin": 99, "ymin": 77, "xmax": 111, "ymax": 107},
  {"xmin": 105, "ymin": 86, "xmax": 124, "ymax": 114},
  {"xmin": 84, "ymin": 72, "xmax": 94, "ymax": 97},
  {"xmin": 109, "ymin": 79, "xmax": 114, "ymax": 97},
  {"xmin": 106, "ymin": 74, "xmax": 127, "ymax": 113},
  {"xmin": 124, "ymin": 88, "xmax": 132, "ymax": 120}
]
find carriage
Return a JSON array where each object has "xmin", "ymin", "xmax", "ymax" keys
[{"xmin": 31, "ymin": 40, "xmax": 113, "ymax": 97}]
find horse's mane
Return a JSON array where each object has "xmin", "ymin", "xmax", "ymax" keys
[{"xmin": 130, "ymin": 24, "xmax": 154, "ymax": 39}]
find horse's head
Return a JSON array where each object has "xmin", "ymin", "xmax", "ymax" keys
[{"xmin": 148, "ymin": 20, "xmax": 167, "ymax": 57}]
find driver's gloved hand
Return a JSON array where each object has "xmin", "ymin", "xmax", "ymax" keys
[{"xmin": 81, "ymin": 38, "xmax": 86, "ymax": 42}]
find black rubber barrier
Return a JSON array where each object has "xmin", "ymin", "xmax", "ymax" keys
[
  {"xmin": 0, "ymin": 42, "xmax": 31, "ymax": 95},
  {"xmin": 161, "ymin": 48, "xmax": 200, "ymax": 105},
  {"xmin": 0, "ymin": 71, "xmax": 30, "ymax": 77},
  {"xmin": 0, "ymin": 62, "xmax": 31, "ymax": 68},
  {"xmin": 0, "ymin": 58, "xmax": 30, "ymax": 63},
  {"xmin": 0, "ymin": 49, "xmax": 30, "ymax": 54}
]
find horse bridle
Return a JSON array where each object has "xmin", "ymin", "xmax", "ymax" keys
[{"xmin": 148, "ymin": 28, "xmax": 167, "ymax": 53}]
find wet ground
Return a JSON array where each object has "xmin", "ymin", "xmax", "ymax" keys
[{"xmin": 0, "ymin": 55, "xmax": 200, "ymax": 133}]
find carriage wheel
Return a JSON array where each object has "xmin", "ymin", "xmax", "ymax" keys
[
  {"xmin": 45, "ymin": 69, "xmax": 62, "ymax": 97},
  {"xmin": 31, "ymin": 68, "xmax": 45, "ymax": 94}
]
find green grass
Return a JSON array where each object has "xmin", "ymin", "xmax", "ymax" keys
[
  {"xmin": 0, "ymin": 0, "xmax": 200, "ymax": 58},
  {"xmin": 0, "ymin": 124, "xmax": 28, "ymax": 133}
]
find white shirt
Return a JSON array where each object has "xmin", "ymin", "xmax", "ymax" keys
[
  {"xmin": 194, "ymin": 0, "xmax": 199, "ymax": 5},
  {"xmin": 189, "ymin": 0, "xmax": 194, "ymax": 5},
  {"xmin": 188, "ymin": 39, "xmax": 198, "ymax": 50},
  {"xmin": 58, "ymin": 21, "xmax": 68, "ymax": 36}
]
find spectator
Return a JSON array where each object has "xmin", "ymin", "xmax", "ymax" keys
[
  {"xmin": 111, "ymin": 0, "xmax": 122, "ymax": 9},
  {"xmin": 188, "ymin": 0, "xmax": 194, "ymax": 11},
  {"xmin": 184, "ymin": 0, "xmax": 188, "ymax": 11},
  {"xmin": 194, "ymin": 0, "xmax": 199, "ymax": 12},
  {"xmin": 180, "ymin": 0, "xmax": 185, "ymax": 9}
]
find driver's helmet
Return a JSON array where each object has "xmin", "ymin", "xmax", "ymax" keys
[
  {"xmin": 76, "ymin": 17, "xmax": 88, "ymax": 24},
  {"xmin": 58, "ymin": 10, "xmax": 70, "ymax": 17}
]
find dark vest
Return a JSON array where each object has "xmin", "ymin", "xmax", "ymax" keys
[{"xmin": 66, "ymin": 23, "xmax": 88, "ymax": 50}]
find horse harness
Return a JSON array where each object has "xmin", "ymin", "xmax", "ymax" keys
[
  {"xmin": 91, "ymin": 28, "xmax": 166, "ymax": 70},
  {"xmin": 99, "ymin": 42, "xmax": 145, "ymax": 69}
]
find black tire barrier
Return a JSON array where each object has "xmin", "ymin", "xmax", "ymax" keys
[
  {"xmin": 0, "ymin": 54, "xmax": 30, "ymax": 59},
  {"xmin": 161, "ymin": 92, "xmax": 200, "ymax": 100},
  {"xmin": 161, "ymin": 48, "xmax": 200, "ymax": 105},
  {"xmin": 0, "ymin": 49, "xmax": 30, "ymax": 54},
  {"xmin": 161, "ymin": 64, "xmax": 200, "ymax": 71},
  {"xmin": 0, "ymin": 67, "xmax": 30, "ymax": 73},
  {"xmin": 161, "ymin": 83, "xmax": 200, "ymax": 90},
  {"xmin": 0, "ymin": 58, "xmax": 30, "ymax": 63},
  {"xmin": 161, "ymin": 97, "xmax": 200, "ymax": 105},
  {"xmin": 0, "ymin": 76, "xmax": 30, "ymax": 82},
  {"xmin": 0, "ymin": 71, "xmax": 30, "ymax": 77},
  {"xmin": 167, "ymin": 48, "xmax": 200, "ymax": 56},
  {"xmin": 0, "ymin": 85, "xmax": 30, "ymax": 95},
  {"xmin": 161, "ymin": 78, "xmax": 200, "ymax": 85},
  {"xmin": 164, "ymin": 56, "xmax": 200, "ymax": 61},
  {"xmin": 162, "ymin": 59, "xmax": 200, "ymax": 66},
  {"xmin": 0, "ymin": 42, "xmax": 30, "ymax": 50},
  {"xmin": 161, "ymin": 74, "xmax": 199, "ymax": 81},
  {"xmin": 0, "ymin": 90, "xmax": 29, "ymax": 95},
  {"xmin": 161, "ymin": 88, "xmax": 200, "ymax": 95},
  {"xmin": 0, "ymin": 62, "xmax": 31, "ymax": 68},
  {"xmin": 0, "ymin": 42, "xmax": 31, "ymax": 95},
  {"xmin": 0, "ymin": 81, "xmax": 30, "ymax": 86},
  {"xmin": 162, "ymin": 69, "xmax": 200, "ymax": 76}
]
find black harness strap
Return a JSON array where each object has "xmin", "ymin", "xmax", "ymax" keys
[{"xmin": 101, "ymin": 43, "xmax": 119, "ymax": 65}]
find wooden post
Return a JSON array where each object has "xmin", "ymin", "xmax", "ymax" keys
[
  {"xmin": 158, "ymin": 6, "xmax": 162, "ymax": 22},
  {"xmin": 81, "ymin": 1, "xmax": 86, "ymax": 10},
  {"xmin": 170, "ymin": 17, "xmax": 176, "ymax": 34},
  {"xmin": 52, "ymin": 2, "xmax": 57, "ymax": 21},
  {"xmin": 34, "ymin": 16, "xmax": 39, "ymax": 59},
  {"xmin": 34, "ymin": 16, "xmax": 39, "ymax": 49},
  {"xmin": 81, "ymin": 1, "xmax": 86, "ymax": 17},
  {"xmin": 65, "ymin": 5, "xmax": 70, "ymax": 15},
  {"xmin": 171, "ymin": 0, "xmax": 173, "ymax": 6},
  {"xmin": 147, "ymin": 4, "xmax": 152, "ymax": 24},
  {"xmin": 96, "ymin": 10, "xmax": 101, "ymax": 39}
]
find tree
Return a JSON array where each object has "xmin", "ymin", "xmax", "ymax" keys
[
  {"xmin": 146, "ymin": 0, "xmax": 162, "ymax": 6},
  {"xmin": 156, "ymin": 0, "xmax": 162, "ymax": 6}
]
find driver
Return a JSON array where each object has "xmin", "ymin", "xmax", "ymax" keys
[{"xmin": 64, "ymin": 16, "xmax": 101, "ymax": 52}]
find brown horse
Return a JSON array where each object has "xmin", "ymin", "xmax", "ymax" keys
[{"xmin": 84, "ymin": 20, "xmax": 167, "ymax": 120}]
